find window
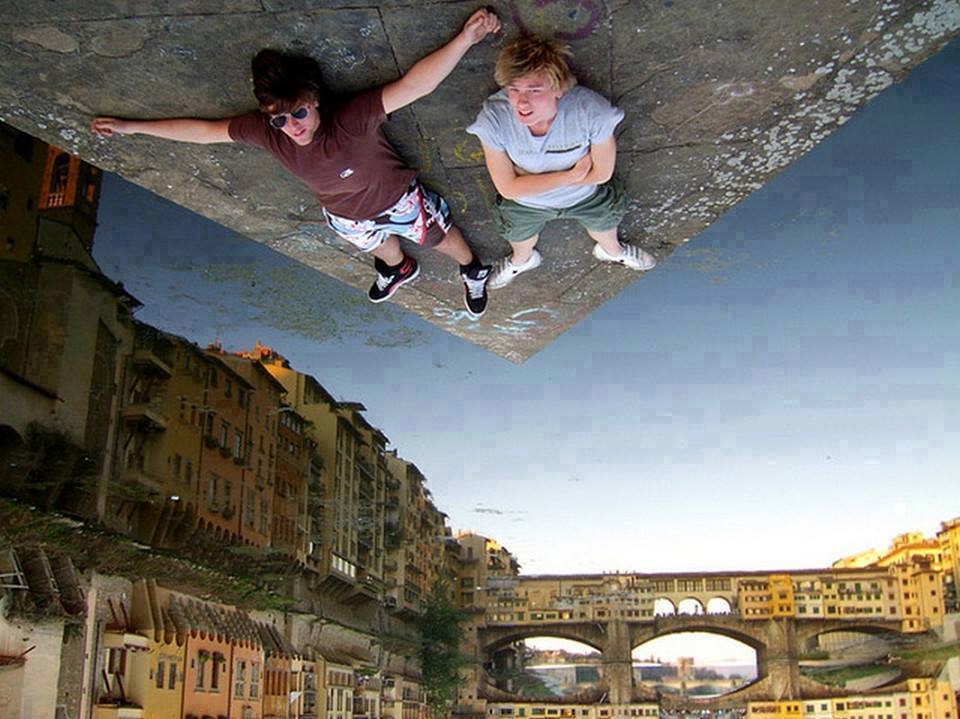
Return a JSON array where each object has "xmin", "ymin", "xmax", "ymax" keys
[
  {"xmin": 225, "ymin": 378, "xmax": 232, "ymax": 398},
  {"xmin": 196, "ymin": 652, "xmax": 207, "ymax": 689},
  {"xmin": 250, "ymin": 662, "xmax": 260, "ymax": 698},
  {"xmin": 260, "ymin": 499, "xmax": 270, "ymax": 535},
  {"xmin": 211, "ymin": 655, "xmax": 221, "ymax": 691},
  {"xmin": 235, "ymin": 660, "xmax": 246, "ymax": 698},
  {"xmin": 245, "ymin": 489, "xmax": 255, "ymax": 528},
  {"xmin": 234, "ymin": 430, "xmax": 243, "ymax": 459},
  {"xmin": 220, "ymin": 421, "xmax": 229, "ymax": 448},
  {"xmin": 172, "ymin": 454, "xmax": 182, "ymax": 478},
  {"xmin": 185, "ymin": 461, "xmax": 193, "ymax": 485},
  {"xmin": 107, "ymin": 648, "xmax": 126, "ymax": 674},
  {"xmin": 168, "ymin": 661, "xmax": 177, "ymax": 689},
  {"xmin": 156, "ymin": 661, "xmax": 165, "ymax": 688}
]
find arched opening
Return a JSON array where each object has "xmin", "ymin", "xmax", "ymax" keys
[
  {"xmin": 653, "ymin": 598, "xmax": 676, "ymax": 616},
  {"xmin": 800, "ymin": 628, "xmax": 910, "ymax": 690},
  {"xmin": 677, "ymin": 598, "xmax": 704, "ymax": 615},
  {"xmin": 633, "ymin": 632, "xmax": 758, "ymax": 698},
  {"xmin": 706, "ymin": 597, "xmax": 732, "ymax": 614},
  {"xmin": 487, "ymin": 637, "xmax": 605, "ymax": 701}
]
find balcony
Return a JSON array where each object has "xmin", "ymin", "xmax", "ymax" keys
[
  {"xmin": 119, "ymin": 468, "xmax": 164, "ymax": 496},
  {"xmin": 94, "ymin": 707, "xmax": 144, "ymax": 719},
  {"xmin": 121, "ymin": 403, "xmax": 167, "ymax": 431},
  {"xmin": 131, "ymin": 348, "xmax": 173, "ymax": 377},
  {"xmin": 103, "ymin": 629, "xmax": 150, "ymax": 652}
]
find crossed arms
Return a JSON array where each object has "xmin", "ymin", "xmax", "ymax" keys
[{"xmin": 480, "ymin": 135, "xmax": 617, "ymax": 201}]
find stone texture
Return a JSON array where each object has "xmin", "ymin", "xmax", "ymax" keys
[{"xmin": 1, "ymin": 0, "xmax": 957, "ymax": 361}]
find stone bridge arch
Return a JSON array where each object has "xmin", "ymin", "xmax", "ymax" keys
[
  {"xmin": 629, "ymin": 614, "xmax": 768, "ymax": 653},
  {"xmin": 794, "ymin": 618, "xmax": 905, "ymax": 650},
  {"xmin": 477, "ymin": 622, "xmax": 608, "ymax": 656}
]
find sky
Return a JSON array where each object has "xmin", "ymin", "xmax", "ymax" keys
[{"xmin": 93, "ymin": 39, "xmax": 959, "ymax": 595}]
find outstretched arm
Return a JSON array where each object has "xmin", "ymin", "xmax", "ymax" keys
[
  {"xmin": 90, "ymin": 117, "xmax": 234, "ymax": 144},
  {"xmin": 381, "ymin": 8, "xmax": 500, "ymax": 115},
  {"xmin": 481, "ymin": 144, "xmax": 592, "ymax": 201}
]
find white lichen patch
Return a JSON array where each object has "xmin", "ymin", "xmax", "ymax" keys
[{"xmin": 672, "ymin": 0, "xmax": 960, "ymax": 247}]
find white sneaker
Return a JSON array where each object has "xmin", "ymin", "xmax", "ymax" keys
[
  {"xmin": 488, "ymin": 250, "xmax": 543, "ymax": 289},
  {"xmin": 593, "ymin": 242, "xmax": 656, "ymax": 271}
]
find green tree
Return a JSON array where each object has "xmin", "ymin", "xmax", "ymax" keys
[{"xmin": 419, "ymin": 579, "xmax": 466, "ymax": 718}]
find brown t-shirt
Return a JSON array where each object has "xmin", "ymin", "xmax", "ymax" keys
[{"xmin": 228, "ymin": 88, "xmax": 416, "ymax": 220}]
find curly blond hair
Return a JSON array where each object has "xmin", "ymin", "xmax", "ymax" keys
[{"xmin": 494, "ymin": 35, "xmax": 577, "ymax": 93}]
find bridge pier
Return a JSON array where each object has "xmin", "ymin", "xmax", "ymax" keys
[
  {"xmin": 602, "ymin": 621, "xmax": 634, "ymax": 713},
  {"xmin": 758, "ymin": 619, "xmax": 801, "ymax": 700}
]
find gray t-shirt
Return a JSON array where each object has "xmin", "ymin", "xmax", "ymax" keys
[{"xmin": 466, "ymin": 85, "xmax": 624, "ymax": 209}]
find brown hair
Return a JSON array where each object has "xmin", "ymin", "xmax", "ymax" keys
[
  {"xmin": 494, "ymin": 35, "xmax": 577, "ymax": 93},
  {"xmin": 251, "ymin": 49, "xmax": 340, "ymax": 128}
]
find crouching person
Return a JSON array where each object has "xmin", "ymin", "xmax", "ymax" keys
[{"xmin": 466, "ymin": 35, "xmax": 656, "ymax": 290}]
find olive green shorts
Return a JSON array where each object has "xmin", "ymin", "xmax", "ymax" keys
[{"xmin": 490, "ymin": 181, "xmax": 628, "ymax": 243}]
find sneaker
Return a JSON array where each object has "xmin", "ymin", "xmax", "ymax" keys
[
  {"xmin": 460, "ymin": 264, "xmax": 491, "ymax": 318},
  {"xmin": 368, "ymin": 256, "xmax": 419, "ymax": 303},
  {"xmin": 592, "ymin": 242, "xmax": 657, "ymax": 271},
  {"xmin": 488, "ymin": 250, "xmax": 543, "ymax": 289}
]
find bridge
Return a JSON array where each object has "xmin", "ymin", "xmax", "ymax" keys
[{"xmin": 476, "ymin": 614, "xmax": 904, "ymax": 705}]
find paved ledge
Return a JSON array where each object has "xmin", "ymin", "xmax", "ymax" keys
[{"xmin": 2, "ymin": 0, "xmax": 957, "ymax": 361}]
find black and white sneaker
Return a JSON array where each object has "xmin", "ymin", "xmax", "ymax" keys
[
  {"xmin": 460, "ymin": 264, "xmax": 491, "ymax": 318},
  {"xmin": 368, "ymin": 256, "xmax": 420, "ymax": 303}
]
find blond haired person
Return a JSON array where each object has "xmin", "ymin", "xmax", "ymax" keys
[{"xmin": 467, "ymin": 36, "xmax": 655, "ymax": 289}]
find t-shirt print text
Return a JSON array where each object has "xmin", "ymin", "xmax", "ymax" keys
[
  {"xmin": 339, "ymin": 168, "xmax": 355, "ymax": 179},
  {"xmin": 544, "ymin": 144, "xmax": 584, "ymax": 154}
]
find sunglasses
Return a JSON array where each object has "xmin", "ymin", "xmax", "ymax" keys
[{"xmin": 269, "ymin": 106, "xmax": 310, "ymax": 129}]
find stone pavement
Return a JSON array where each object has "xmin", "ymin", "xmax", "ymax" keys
[{"xmin": 1, "ymin": 0, "xmax": 957, "ymax": 361}]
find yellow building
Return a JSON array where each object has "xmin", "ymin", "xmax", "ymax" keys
[
  {"xmin": 905, "ymin": 677, "xmax": 958, "ymax": 719},
  {"xmin": 937, "ymin": 516, "xmax": 960, "ymax": 612},
  {"xmin": 128, "ymin": 579, "xmax": 186, "ymax": 719},
  {"xmin": 877, "ymin": 532, "xmax": 944, "ymax": 570},
  {"xmin": 323, "ymin": 654, "xmax": 355, "ymax": 719},
  {"xmin": 455, "ymin": 533, "xmax": 520, "ymax": 613},
  {"xmin": 216, "ymin": 350, "xmax": 291, "ymax": 550},
  {"xmin": 383, "ymin": 452, "xmax": 450, "ymax": 616},
  {"xmin": 256, "ymin": 346, "xmax": 388, "ymax": 604},
  {"xmin": 891, "ymin": 560, "xmax": 945, "ymax": 632},
  {"xmin": 746, "ymin": 701, "xmax": 802, "ymax": 718},
  {"xmin": 738, "ymin": 578, "xmax": 772, "ymax": 620},
  {"xmin": 768, "ymin": 574, "xmax": 795, "ymax": 617},
  {"xmin": 111, "ymin": 325, "xmax": 210, "ymax": 546}
]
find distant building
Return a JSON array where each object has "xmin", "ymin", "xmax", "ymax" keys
[
  {"xmin": 0, "ymin": 124, "xmax": 138, "ymax": 520},
  {"xmin": 937, "ymin": 516, "xmax": 960, "ymax": 611},
  {"xmin": 254, "ymin": 344, "xmax": 390, "ymax": 604}
]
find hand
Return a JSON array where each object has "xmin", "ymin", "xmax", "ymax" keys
[
  {"xmin": 90, "ymin": 117, "xmax": 132, "ymax": 137},
  {"xmin": 461, "ymin": 8, "xmax": 501, "ymax": 46},
  {"xmin": 568, "ymin": 154, "xmax": 593, "ymax": 183}
]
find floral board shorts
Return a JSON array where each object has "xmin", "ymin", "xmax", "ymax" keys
[{"xmin": 323, "ymin": 181, "xmax": 452, "ymax": 252}]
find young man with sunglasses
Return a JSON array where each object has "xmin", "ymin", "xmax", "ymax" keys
[{"xmin": 91, "ymin": 9, "xmax": 500, "ymax": 316}]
